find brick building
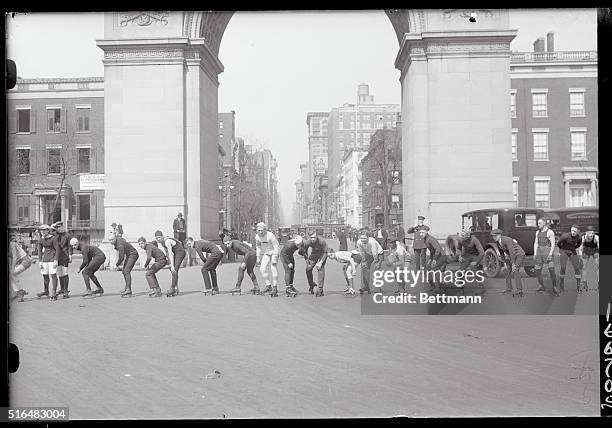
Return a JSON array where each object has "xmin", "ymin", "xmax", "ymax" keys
[
  {"xmin": 7, "ymin": 77, "xmax": 105, "ymax": 242},
  {"xmin": 510, "ymin": 34, "xmax": 598, "ymax": 209}
]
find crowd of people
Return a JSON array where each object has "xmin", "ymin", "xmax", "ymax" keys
[{"xmin": 8, "ymin": 214, "xmax": 599, "ymax": 303}]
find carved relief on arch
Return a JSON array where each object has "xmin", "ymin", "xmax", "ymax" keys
[
  {"xmin": 183, "ymin": 11, "xmax": 234, "ymax": 57},
  {"xmin": 385, "ymin": 9, "xmax": 426, "ymax": 43}
]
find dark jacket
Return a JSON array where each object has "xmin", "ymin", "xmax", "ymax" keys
[
  {"xmin": 228, "ymin": 240, "xmax": 255, "ymax": 257},
  {"xmin": 304, "ymin": 237, "xmax": 328, "ymax": 263},
  {"xmin": 53, "ymin": 232, "xmax": 73, "ymax": 265},
  {"xmin": 173, "ymin": 217, "xmax": 186, "ymax": 234},
  {"xmin": 458, "ymin": 236, "xmax": 485, "ymax": 262},
  {"xmin": 424, "ymin": 234, "xmax": 442, "ymax": 260},
  {"xmin": 144, "ymin": 243, "xmax": 167, "ymax": 267},
  {"xmin": 396, "ymin": 226, "xmax": 406, "ymax": 242},
  {"xmin": 78, "ymin": 244, "xmax": 106, "ymax": 270},
  {"xmin": 39, "ymin": 235, "xmax": 57, "ymax": 263},
  {"xmin": 194, "ymin": 240, "xmax": 224, "ymax": 262},
  {"xmin": 498, "ymin": 236, "xmax": 525, "ymax": 264},
  {"xmin": 113, "ymin": 237, "xmax": 139, "ymax": 267},
  {"xmin": 336, "ymin": 231, "xmax": 348, "ymax": 251},
  {"xmin": 557, "ymin": 232, "xmax": 582, "ymax": 255}
]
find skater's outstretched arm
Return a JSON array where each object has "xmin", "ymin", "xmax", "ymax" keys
[{"xmin": 79, "ymin": 245, "xmax": 90, "ymax": 271}]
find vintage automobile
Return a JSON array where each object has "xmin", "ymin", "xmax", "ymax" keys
[
  {"xmin": 461, "ymin": 207, "xmax": 547, "ymax": 278},
  {"xmin": 544, "ymin": 207, "xmax": 598, "ymax": 237}
]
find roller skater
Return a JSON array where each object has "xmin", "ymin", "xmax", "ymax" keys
[
  {"xmin": 303, "ymin": 232, "xmax": 328, "ymax": 297},
  {"xmin": 491, "ymin": 229, "xmax": 526, "ymax": 297},
  {"xmin": 9, "ymin": 239, "xmax": 32, "ymax": 302},
  {"xmin": 328, "ymin": 248, "xmax": 361, "ymax": 295},
  {"xmin": 280, "ymin": 233, "xmax": 307, "ymax": 297},
  {"xmin": 556, "ymin": 224, "xmax": 583, "ymax": 293},
  {"xmin": 50, "ymin": 221, "xmax": 73, "ymax": 298},
  {"xmin": 223, "ymin": 236, "xmax": 259, "ymax": 295},
  {"xmin": 112, "ymin": 231, "xmax": 139, "ymax": 297},
  {"xmin": 533, "ymin": 217, "xmax": 559, "ymax": 296},
  {"xmin": 37, "ymin": 225, "xmax": 59, "ymax": 300},
  {"xmin": 356, "ymin": 232, "xmax": 384, "ymax": 294},
  {"xmin": 255, "ymin": 223, "xmax": 280, "ymax": 297},
  {"xmin": 186, "ymin": 237, "xmax": 224, "ymax": 295},
  {"xmin": 138, "ymin": 237, "xmax": 168, "ymax": 297},
  {"xmin": 580, "ymin": 226, "xmax": 599, "ymax": 292},
  {"xmin": 421, "ymin": 229, "xmax": 444, "ymax": 291},
  {"xmin": 154, "ymin": 231, "xmax": 187, "ymax": 297},
  {"xmin": 71, "ymin": 238, "xmax": 106, "ymax": 297},
  {"xmin": 387, "ymin": 239, "xmax": 408, "ymax": 294}
]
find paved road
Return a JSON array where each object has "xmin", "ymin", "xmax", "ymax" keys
[{"xmin": 9, "ymin": 255, "xmax": 600, "ymax": 418}]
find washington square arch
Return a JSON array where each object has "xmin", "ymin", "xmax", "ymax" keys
[{"xmin": 96, "ymin": 10, "xmax": 516, "ymax": 240}]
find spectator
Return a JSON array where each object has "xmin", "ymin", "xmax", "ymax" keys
[{"xmin": 173, "ymin": 213, "xmax": 187, "ymax": 245}]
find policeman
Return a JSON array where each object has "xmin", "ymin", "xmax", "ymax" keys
[{"xmin": 407, "ymin": 216, "xmax": 430, "ymax": 272}]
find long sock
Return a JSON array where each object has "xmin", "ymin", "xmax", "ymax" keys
[
  {"xmin": 210, "ymin": 270, "xmax": 218, "ymax": 289},
  {"xmin": 249, "ymin": 274, "xmax": 259, "ymax": 288},
  {"xmin": 124, "ymin": 271, "xmax": 132, "ymax": 290},
  {"xmin": 91, "ymin": 274, "xmax": 103, "ymax": 289},
  {"xmin": 43, "ymin": 274, "xmax": 50, "ymax": 292},
  {"xmin": 548, "ymin": 268, "xmax": 557, "ymax": 287},
  {"xmin": 536, "ymin": 270, "xmax": 544, "ymax": 286},
  {"xmin": 51, "ymin": 275, "xmax": 58, "ymax": 294}
]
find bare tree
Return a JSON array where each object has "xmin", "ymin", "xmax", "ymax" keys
[{"xmin": 369, "ymin": 130, "xmax": 402, "ymax": 226}]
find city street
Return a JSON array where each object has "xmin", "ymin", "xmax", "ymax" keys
[{"xmin": 9, "ymin": 252, "xmax": 600, "ymax": 418}]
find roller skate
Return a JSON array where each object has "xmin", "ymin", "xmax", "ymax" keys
[
  {"xmin": 286, "ymin": 286, "xmax": 298, "ymax": 297},
  {"xmin": 49, "ymin": 293, "xmax": 58, "ymax": 301},
  {"xmin": 211, "ymin": 288, "xmax": 220, "ymax": 295},
  {"xmin": 203, "ymin": 288, "xmax": 213, "ymax": 296},
  {"xmin": 315, "ymin": 287, "xmax": 324, "ymax": 297},
  {"xmin": 502, "ymin": 289, "xmax": 514, "ymax": 295},
  {"xmin": 36, "ymin": 290, "xmax": 49, "ymax": 299},
  {"xmin": 16, "ymin": 289, "xmax": 28, "ymax": 302},
  {"xmin": 582, "ymin": 282, "xmax": 589, "ymax": 293},
  {"xmin": 308, "ymin": 284, "xmax": 315, "ymax": 294},
  {"xmin": 92, "ymin": 287, "xmax": 104, "ymax": 296},
  {"xmin": 513, "ymin": 291, "xmax": 524, "ymax": 298},
  {"xmin": 343, "ymin": 287, "xmax": 356, "ymax": 296},
  {"xmin": 120, "ymin": 287, "xmax": 133, "ymax": 297},
  {"xmin": 249, "ymin": 286, "xmax": 261, "ymax": 295},
  {"xmin": 552, "ymin": 286, "xmax": 560, "ymax": 297},
  {"xmin": 62, "ymin": 289, "xmax": 70, "ymax": 299},
  {"xmin": 229, "ymin": 285, "xmax": 242, "ymax": 296},
  {"xmin": 166, "ymin": 287, "xmax": 178, "ymax": 297},
  {"xmin": 359, "ymin": 287, "xmax": 371, "ymax": 295},
  {"xmin": 262, "ymin": 284, "xmax": 272, "ymax": 295},
  {"xmin": 82, "ymin": 288, "xmax": 93, "ymax": 297},
  {"xmin": 149, "ymin": 287, "xmax": 162, "ymax": 297},
  {"xmin": 534, "ymin": 285, "xmax": 545, "ymax": 294},
  {"xmin": 270, "ymin": 286, "xmax": 279, "ymax": 298}
]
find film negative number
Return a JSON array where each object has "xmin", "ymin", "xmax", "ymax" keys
[{"xmin": 602, "ymin": 303, "xmax": 612, "ymax": 411}]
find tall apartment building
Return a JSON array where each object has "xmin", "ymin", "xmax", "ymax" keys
[
  {"xmin": 510, "ymin": 33, "xmax": 598, "ymax": 209},
  {"xmin": 294, "ymin": 162, "xmax": 311, "ymax": 225},
  {"xmin": 341, "ymin": 148, "xmax": 368, "ymax": 228},
  {"xmin": 7, "ymin": 77, "xmax": 105, "ymax": 242},
  {"xmin": 218, "ymin": 111, "xmax": 236, "ymax": 230},
  {"xmin": 306, "ymin": 111, "xmax": 329, "ymax": 186},
  {"xmin": 327, "ymin": 84, "xmax": 400, "ymax": 221}
]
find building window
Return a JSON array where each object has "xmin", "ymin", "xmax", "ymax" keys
[
  {"xmin": 219, "ymin": 133, "xmax": 224, "ymax": 140},
  {"xmin": 511, "ymin": 130, "xmax": 518, "ymax": 161},
  {"xmin": 47, "ymin": 108, "xmax": 61, "ymax": 132},
  {"xmin": 47, "ymin": 148, "xmax": 61, "ymax": 174},
  {"xmin": 78, "ymin": 194, "xmax": 91, "ymax": 221},
  {"xmin": 569, "ymin": 183, "xmax": 593, "ymax": 207},
  {"xmin": 17, "ymin": 108, "xmax": 31, "ymax": 133},
  {"xmin": 512, "ymin": 178, "xmax": 519, "ymax": 207},
  {"xmin": 570, "ymin": 129, "xmax": 587, "ymax": 161},
  {"xmin": 16, "ymin": 195, "xmax": 30, "ymax": 223},
  {"xmin": 77, "ymin": 147, "xmax": 91, "ymax": 174},
  {"xmin": 219, "ymin": 121, "xmax": 224, "ymax": 129},
  {"xmin": 16, "ymin": 148, "xmax": 30, "ymax": 175},
  {"xmin": 534, "ymin": 179, "xmax": 550, "ymax": 208},
  {"xmin": 569, "ymin": 90, "xmax": 585, "ymax": 116},
  {"xmin": 532, "ymin": 131, "xmax": 548, "ymax": 161},
  {"xmin": 510, "ymin": 91, "xmax": 517, "ymax": 118},
  {"xmin": 532, "ymin": 92, "xmax": 547, "ymax": 117},
  {"xmin": 391, "ymin": 194, "xmax": 400, "ymax": 209},
  {"xmin": 76, "ymin": 107, "xmax": 90, "ymax": 132}
]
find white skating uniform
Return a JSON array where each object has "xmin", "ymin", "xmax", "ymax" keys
[
  {"xmin": 256, "ymin": 231, "xmax": 280, "ymax": 286},
  {"xmin": 334, "ymin": 250, "xmax": 360, "ymax": 280}
]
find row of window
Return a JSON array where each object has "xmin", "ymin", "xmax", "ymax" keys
[
  {"xmin": 15, "ymin": 147, "xmax": 93, "ymax": 175},
  {"xmin": 511, "ymin": 178, "xmax": 595, "ymax": 208},
  {"xmin": 15, "ymin": 194, "xmax": 94, "ymax": 224},
  {"xmin": 338, "ymin": 121, "xmax": 395, "ymax": 131},
  {"xmin": 510, "ymin": 88, "xmax": 587, "ymax": 118},
  {"xmin": 13, "ymin": 105, "xmax": 92, "ymax": 134},
  {"xmin": 511, "ymin": 128, "xmax": 589, "ymax": 162}
]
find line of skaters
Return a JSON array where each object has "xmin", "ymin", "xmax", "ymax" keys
[{"xmin": 9, "ymin": 217, "xmax": 600, "ymax": 302}]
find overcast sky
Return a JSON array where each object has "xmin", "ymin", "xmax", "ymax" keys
[{"xmin": 6, "ymin": 9, "xmax": 597, "ymax": 225}]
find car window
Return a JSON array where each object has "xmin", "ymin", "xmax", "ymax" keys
[
  {"xmin": 462, "ymin": 214, "xmax": 475, "ymax": 231},
  {"xmin": 483, "ymin": 212, "xmax": 498, "ymax": 231},
  {"xmin": 515, "ymin": 213, "xmax": 536, "ymax": 227}
]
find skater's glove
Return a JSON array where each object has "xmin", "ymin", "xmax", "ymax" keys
[
  {"xmin": 288, "ymin": 263, "xmax": 293, "ymax": 269},
  {"xmin": 511, "ymin": 265, "xmax": 518, "ymax": 273},
  {"xmin": 170, "ymin": 266, "xmax": 176, "ymax": 273},
  {"xmin": 52, "ymin": 261, "xmax": 58, "ymax": 268}
]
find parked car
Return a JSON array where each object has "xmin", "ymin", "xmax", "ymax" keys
[
  {"xmin": 461, "ymin": 207, "xmax": 547, "ymax": 278},
  {"xmin": 544, "ymin": 207, "xmax": 598, "ymax": 237}
]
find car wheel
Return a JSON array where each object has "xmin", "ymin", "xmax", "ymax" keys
[
  {"xmin": 483, "ymin": 248, "xmax": 501, "ymax": 278},
  {"xmin": 523, "ymin": 266, "xmax": 538, "ymax": 277}
]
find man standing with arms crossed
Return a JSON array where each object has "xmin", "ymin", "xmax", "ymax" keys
[
  {"xmin": 356, "ymin": 231, "xmax": 384, "ymax": 295},
  {"xmin": 491, "ymin": 229, "xmax": 526, "ymax": 297},
  {"xmin": 556, "ymin": 224, "xmax": 583, "ymax": 293},
  {"xmin": 533, "ymin": 217, "xmax": 559, "ymax": 296},
  {"xmin": 255, "ymin": 222, "xmax": 281, "ymax": 297},
  {"xmin": 51, "ymin": 221, "xmax": 72, "ymax": 299}
]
